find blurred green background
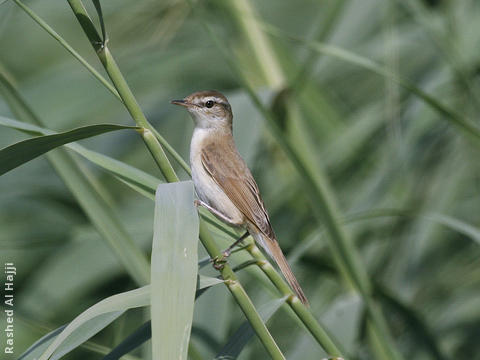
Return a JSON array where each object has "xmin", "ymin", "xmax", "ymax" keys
[{"xmin": 1, "ymin": 0, "xmax": 480, "ymax": 359}]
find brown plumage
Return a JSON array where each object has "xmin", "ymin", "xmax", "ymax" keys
[{"xmin": 171, "ymin": 90, "xmax": 309, "ymax": 305}]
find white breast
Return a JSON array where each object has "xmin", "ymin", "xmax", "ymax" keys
[{"xmin": 190, "ymin": 128, "xmax": 244, "ymax": 226}]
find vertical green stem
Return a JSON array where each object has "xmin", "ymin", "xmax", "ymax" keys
[
  {"xmin": 198, "ymin": 224, "xmax": 285, "ymax": 359},
  {"xmin": 67, "ymin": 0, "xmax": 175, "ymax": 182},
  {"xmin": 249, "ymin": 245, "xmax": 344, "ymax": 357},
  {"xmin": 141, "ymin": 128, "xmax": 179, "ymax": 182},
  {"xmin": 208, "ymin": 2, "xmax": 404, "ymax": 359},
  {"xmin": 66, "ymin": 1, "xmax": 285, "ymax": 358}
]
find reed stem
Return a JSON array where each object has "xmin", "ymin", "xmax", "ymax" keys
[{"xmin": 66, "ymin": 1, "xmax": 285, "ymax": 357}]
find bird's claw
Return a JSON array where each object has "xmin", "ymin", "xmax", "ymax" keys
[
  {"xmin": 211, "ymin": 256, "xmax": 226, "ymax": 270},
  {"xmin": 211, "ymin": 250, "xmax": 231, "ymax": 270}
]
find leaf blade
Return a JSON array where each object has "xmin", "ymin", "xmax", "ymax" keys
[
  {"xmin": 151, "ymin": 181, "xmax": 199, "ymax": 360},
  {"xmin": 0, "ymin": 123, "xmax": 138, "ymax": 176},
  {"xmin": 0, "ymin": 116, "xmax": 160, "ymax": 196},
  {"xmin": 38, "ymin": 285, "xmax": 151, "ymax": 360}
]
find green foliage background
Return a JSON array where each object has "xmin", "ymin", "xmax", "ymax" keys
[{"xmin": 1, "ymin": 0, "xmax": 479, "ymax": 359}]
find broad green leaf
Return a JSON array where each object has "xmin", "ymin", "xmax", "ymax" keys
[
  {"xmin": 151, "ymin": 181, "xmax": 199, "ymax": 360},
  {"xmin": 0, "ymin": 123, "xmax": 138, "ymax": 176},
  {"xmin": 38, "ymin": 286, "xmax": 150, "ymax": 360}
]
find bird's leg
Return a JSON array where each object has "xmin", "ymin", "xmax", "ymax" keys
[
  {"xmin": 211, "ymin": 231, "xmax": 250, "ymax": 270},
  {"xmin": 193, "ymin": 200, "xmax": 248, "ymax": 269},
  {"xmin": 222, "ymin": 231, "xmax": 250, "ymax": 257},
  {"xmin": 194, "ymin": 199, "xmax": 238, "ymax": 226}
]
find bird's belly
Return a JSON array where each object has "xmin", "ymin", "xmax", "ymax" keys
[{"xmin": 191, "ymin": 161, "xmax": 244, "ymax": 226}]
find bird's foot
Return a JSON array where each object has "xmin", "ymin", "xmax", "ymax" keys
[
  {"xmin": 211, "ymin": 249, "xmax": 232, "ymax": 270},
  {"xmin": 211, "ymin": 255, "xmax": 227, "ymax": 270},
  {"xmin": 210, "ymin": 232, "xmax": 250, "ymax": 270}
]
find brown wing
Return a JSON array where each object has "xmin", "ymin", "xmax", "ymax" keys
[{"xmin": 201, "ymin": 142, "xmax": 275, "ymax": 239}]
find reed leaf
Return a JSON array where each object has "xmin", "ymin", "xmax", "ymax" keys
[{"xmin": 150, "ymin": 181, "xmax": 199, "ymax": 360}]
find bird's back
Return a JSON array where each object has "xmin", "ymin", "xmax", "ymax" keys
[{"xmin": 195, "ymin": 128, "xmax": 276, "ymax": 240}]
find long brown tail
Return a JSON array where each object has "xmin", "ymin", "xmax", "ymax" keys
[{"xmin": 265, "ymin": 237, "xmax": 309, "ymax": 306}]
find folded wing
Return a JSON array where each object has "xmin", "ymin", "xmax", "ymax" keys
[{"xmin": 200, "ymin": 142, "xmax": 275, "ymax": 239}]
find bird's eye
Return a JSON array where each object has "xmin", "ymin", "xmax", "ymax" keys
[{"xmin": 205, "ymin": 100, "xmax": 214, "ymax": 108}]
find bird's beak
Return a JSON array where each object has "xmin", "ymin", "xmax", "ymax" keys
[{"xmin": 170, "ymin": 99, "xmax": 190, "ymax": 107}]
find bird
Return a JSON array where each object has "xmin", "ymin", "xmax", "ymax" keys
[{"xmin": 171, "ymin": 90, "xmax": 308, "ymax": 305}]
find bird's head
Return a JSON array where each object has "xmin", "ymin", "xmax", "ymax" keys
[{"xmin": 171, "ymin": 90, "xmax": 233, "ymax": 131}]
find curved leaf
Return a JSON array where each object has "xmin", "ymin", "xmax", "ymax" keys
[
  {"xmin": 0, "ymin": 116, "xmax": 160, "ymax": 197},
  {"xmin": 38, "ymin": 285, "xmax": 150, "ymax": 360},
  {"xmin": 100, "ymin": 275, "xmax": 223, "ymax": 360},
  {"xmin": 102, "ymin": 322, "xmax": 151, "ymax": 360},
  {"xmin": 151, "ymin": 181, "xmax": 199, "ymax": 360},
  {"xmin": 18, "ymin": 325, "xmax": 67, "ymax": 360},
  {"xmin": 425, "ymin": 213, "xmax": 480, "ymax": 246},
  {"xmin": 0, "ymin": 123, "xmax": 139, "ymax": 176},
  {"xmin": 20, "ymin": 274, "xmax": 223, "ymax": 360}
]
